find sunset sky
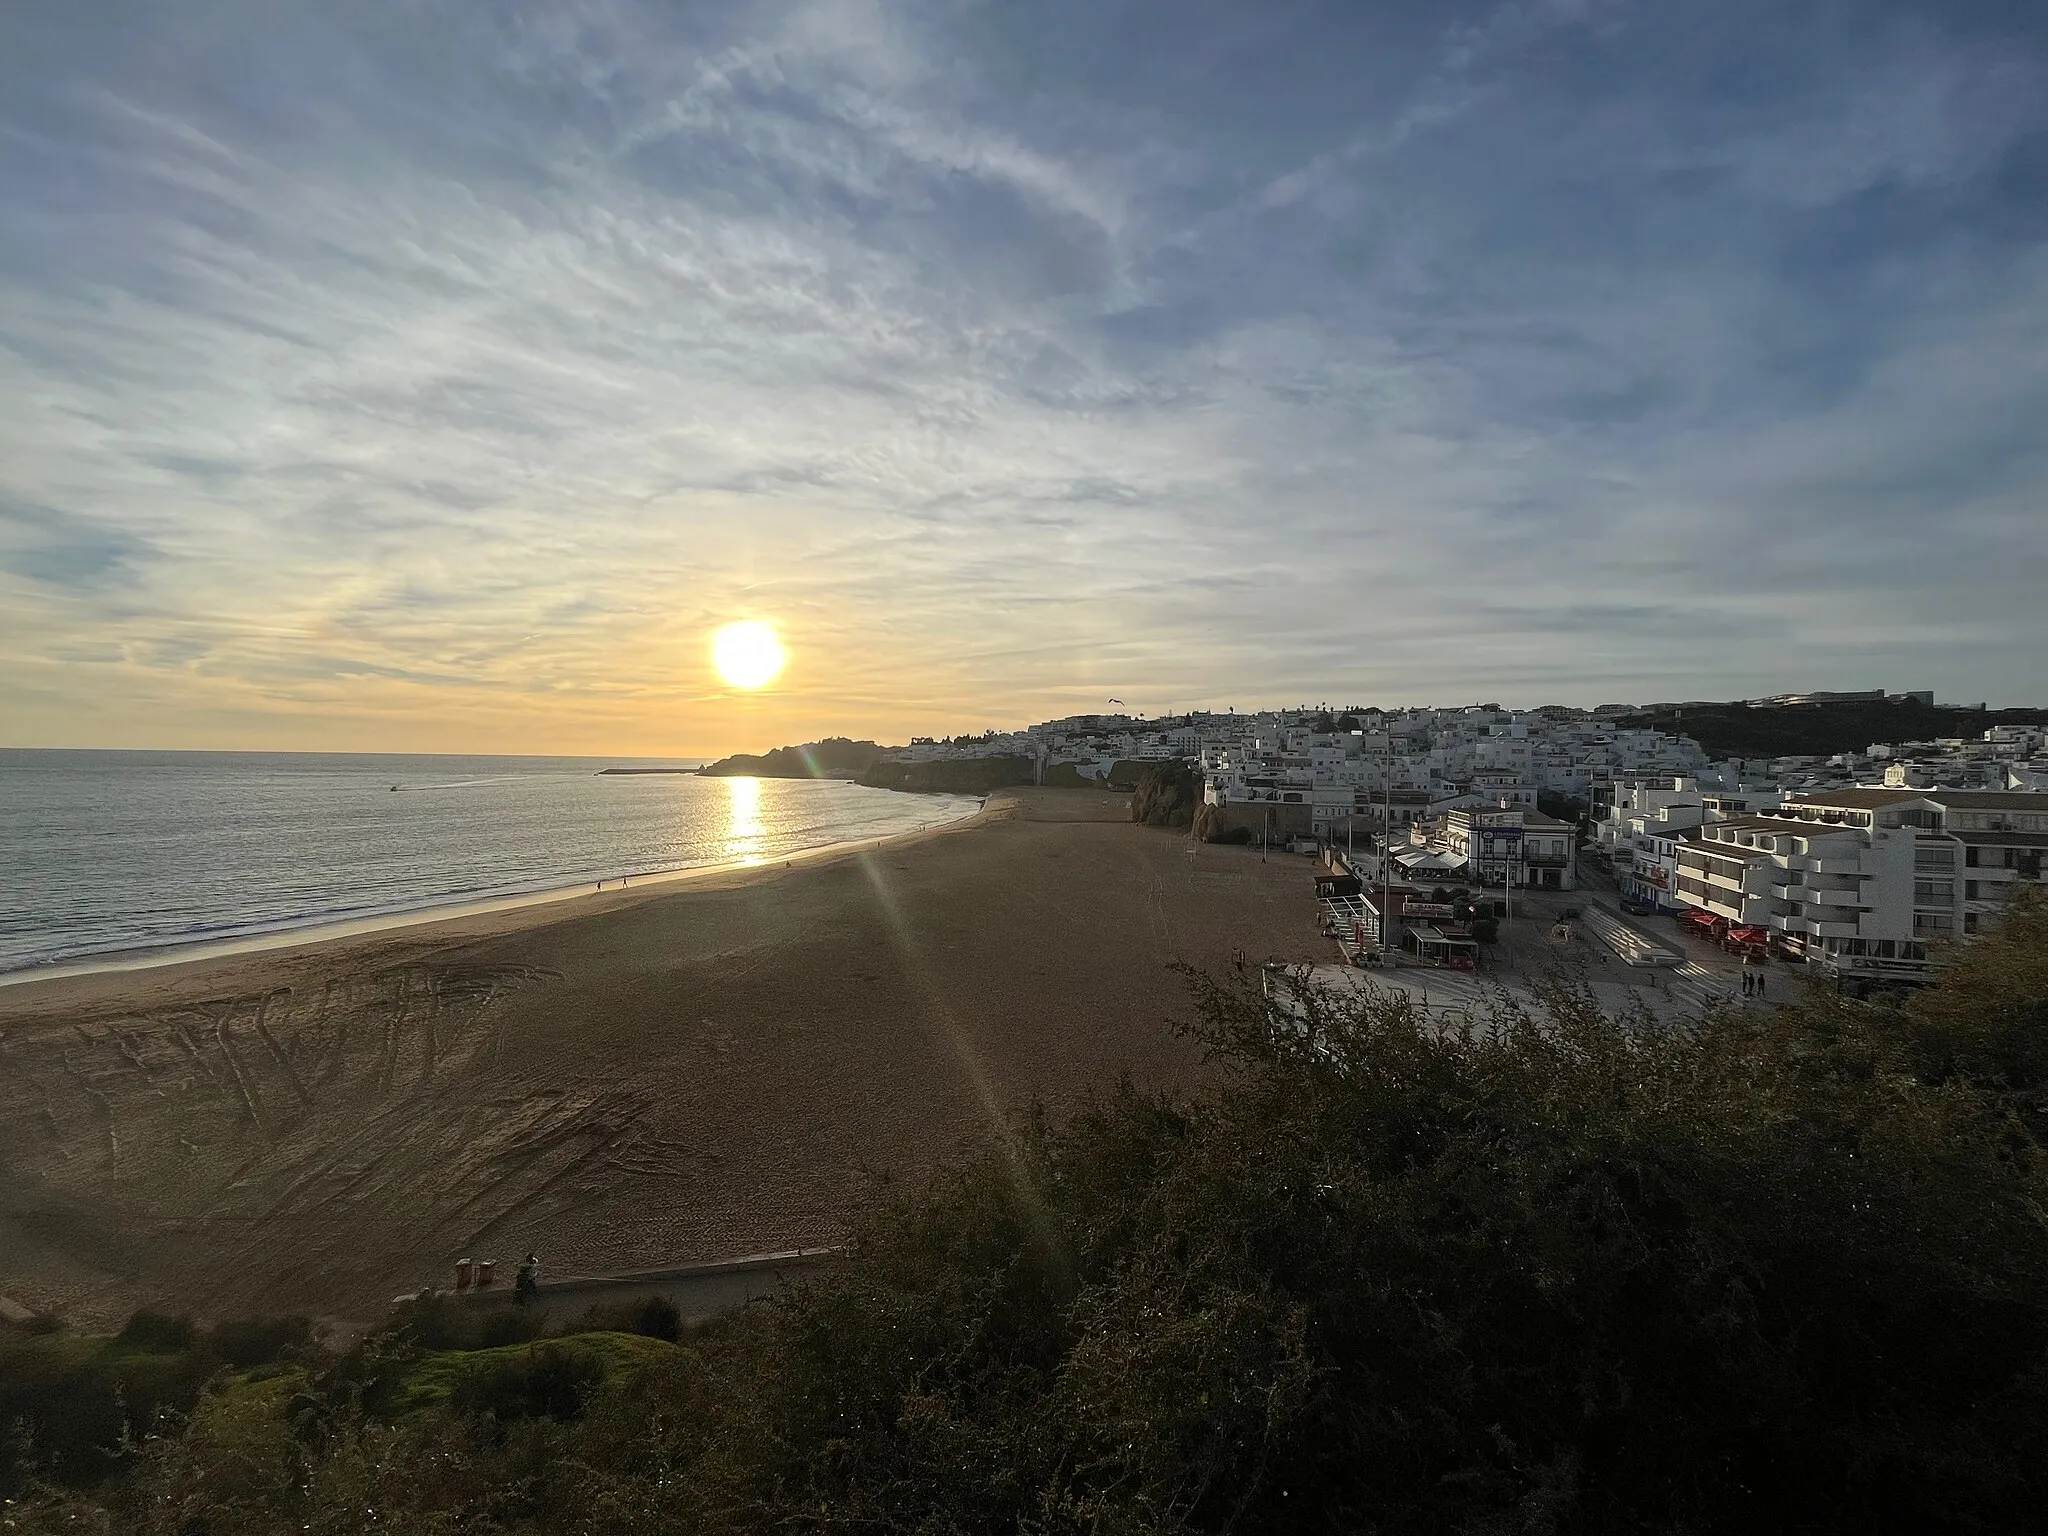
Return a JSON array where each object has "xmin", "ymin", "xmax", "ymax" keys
[{"xmin": 4, "ymin": 1, "xmax": 2046, "ymax": 754}]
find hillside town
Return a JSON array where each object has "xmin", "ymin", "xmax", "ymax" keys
[{"xmin": 879, "ymin": 694, "xmax": 2048, "ymax": 991}]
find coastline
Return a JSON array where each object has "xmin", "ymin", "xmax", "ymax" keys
[
  {"xmin": 0, "ymin": 791, "xmax": 994, "ymax": 996},
  {"xmin": 0, "ymin": 787, "xmax": 1322, "ymax": 1328}
]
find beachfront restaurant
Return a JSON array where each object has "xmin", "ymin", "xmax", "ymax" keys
[{"xmin": 1412, "ymin": 920, "xmax": 1480, "ymax": 968}]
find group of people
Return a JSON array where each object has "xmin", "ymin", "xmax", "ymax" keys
[{"xmin": 1742, "ymin": 966, "xmax": 1769, "ymax": 999}]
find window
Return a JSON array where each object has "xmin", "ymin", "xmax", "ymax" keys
[
  {"xmin": 1965, "ymin": 845, "xmax": 1981, "ymax": 867},
  {"xmin": 1914, "ymin": 880, "xmax": 1953, "ymax": 903},
  {"xmin": 1914, "ymin": 845, "xmax": 1955, "ymax": 870},
  {"xmin": 1964, "ymin": 913, "xmax": 1979, "ymax": 935},
  {"xmin": 1966, "ymin": 881, "xmax": 1980, "ymax": 900}
]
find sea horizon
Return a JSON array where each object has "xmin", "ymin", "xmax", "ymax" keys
[{"xmin": 0, "ymin": 748, "xmax": 977, "ymax": 978}]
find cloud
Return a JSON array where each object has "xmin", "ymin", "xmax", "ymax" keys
[{"xmin": 1, "ymin": 0, "xmax": 2045, "ymax": 751}]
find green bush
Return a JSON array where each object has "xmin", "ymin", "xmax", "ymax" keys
[
  {"xmin": 450, "ymin": 1342, "xmax": 609, "ymax": 1425},
  {"xmin": 207, "ymin": 1315, "xmax": 318, "ymax": 1371},
  {"xmin": 109, "ymin": 1311, "xmax": 198, "ymax": 1356},
  {"xmin": 567, "ymin": 1294, "xmax": 683, "ymax": 1343},
  {"xmin": 378, "ymin": 1292, "xmax": 543, "ymax": 1353}
]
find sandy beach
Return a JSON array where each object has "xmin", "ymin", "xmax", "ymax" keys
[{"xmin": 0, "ymin": 789, "xmax": 1321, "ymax": 1326}]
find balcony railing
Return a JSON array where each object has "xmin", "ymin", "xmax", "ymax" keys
[{"xmin": 1804, "ymin": 889, "xmax": 1866, "ymax": 909}]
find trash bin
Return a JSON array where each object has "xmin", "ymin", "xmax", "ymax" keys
[
  {"xmin": 475, "ymin": 1258, "xmax": 496, "ymax": 1288},
  {"xmin": 454, "ymin": 1258, "xmax": 474, "ymax": 1290}
]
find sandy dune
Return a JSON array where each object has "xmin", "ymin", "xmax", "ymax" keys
[{"xmin": 0, "ymin": 790, "xmax": 1321, "ymax": 1325}]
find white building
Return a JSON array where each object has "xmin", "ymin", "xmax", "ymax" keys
[{"xmin": 1670, "ymin": 788, "xmax": 2047, "ymax": 988}]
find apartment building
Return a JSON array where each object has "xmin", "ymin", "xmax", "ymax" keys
[{"xmin": 1670, "ymin": 787, "xmax": 2047, "ymax": 987}]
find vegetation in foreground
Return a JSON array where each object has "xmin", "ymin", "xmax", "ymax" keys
[{"xmin": 6, "ymin": 894, "xmax": 2047, "ymax": 1533}]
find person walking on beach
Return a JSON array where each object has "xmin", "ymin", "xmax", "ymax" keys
[
  {"xmin": 1756, "ymin": 973, "xmax": 1766, "ymax": 1000},
  {"xmin": 515, "ymin": 1252, "xmax": 541, "ymax": 1306}
]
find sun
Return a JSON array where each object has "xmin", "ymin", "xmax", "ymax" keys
[{"xmin": 711, "ymin": 620, "xmax": 787, "ymax": 690}]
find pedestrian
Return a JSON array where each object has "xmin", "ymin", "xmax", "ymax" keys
[
  {"xmin": 515, "ymin": 1252, "xmax": 540, "ymax": 1306},
  {"xmin": 1757, "ymin": 974, "xmax": 1766, "ymax": 999}
]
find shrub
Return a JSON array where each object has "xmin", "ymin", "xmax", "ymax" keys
[
  {"xmin": 568, "ymin": 1294, "xmax": 683, "ymax": 1343},
  {"xmin": 110, "ymin": 1312, "xmax": 198, "ymax": 1356},
  {"xmin": 450, "ymin": 1342, "xmax": 608, "ymax": 1424},
  {"xmin": 0, "ymin": 1316, "xmax": 218, "ymax": 1493},
  {"xmin": 206, "ymin": 1315, "xmax": 318, "ymax": 1371},
  {"xmin": 378, "ymin": 1293, "xmax": 543, "ymax": 1353}
]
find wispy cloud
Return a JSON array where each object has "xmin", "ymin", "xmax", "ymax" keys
[{"xmin": 2, "ymin": 0, "xmax": 2045, "ymax": 750}]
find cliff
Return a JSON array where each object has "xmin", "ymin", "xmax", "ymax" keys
[{"xmin": 697, "ymin": 738, "xmax": 889, "ymax": 779}]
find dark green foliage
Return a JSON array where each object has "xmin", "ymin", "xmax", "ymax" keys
[
  {"xmin": 1617, "ymin": 698, "xmax": 2048, "ymax": 760},
  {"xmin": 1130, "ymin": 759, "xmax": 1200, "ymax": 828},
  {"xmin": 569, "ymin": 1295, "xmax": 683, "ymax": 1343},
  {"xmin": 1, "ymin": 1320, "xmax": 214, "ymax": 1494},
  {"xmin": 378, "ymin": 1293, "xmax": 543, "ymax": 1353},
  {"xmin": 20, "ymin": 893, "xmax": 2048, "ymax": 1532},
  {"xmin": 450, "ymin": 1342, "xmax": 608, "ymax": 1425},
  {"xmin": 0, "ymin": 1312, "xmax": 322, "ymax": 1496},
  {"xmin": 110, "ymin": 1312, "xmax": 198, "ymax": 1356},
  {"xmin": 202, "ymin": 1317, "xmax": 316, "ymax": 1372}
]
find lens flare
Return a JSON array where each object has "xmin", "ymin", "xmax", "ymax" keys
[{"xmin": 711, "ymin": 621, "xmax": 786, "ymax": 690}]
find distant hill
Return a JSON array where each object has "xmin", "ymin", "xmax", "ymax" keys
[
  {"xmin": 697, "ymin": 740, "xmax": 1039, "ymax": 795},
  {"xmin": 857, "ymin": 756, "xmax": 1038, "ymax": 794},
  {"xmin": 1617, "ymin": 699, "xmax": 2048, "ymax": 760},
  {"xmin": 697, "ymin": 738, "xmax": 890, "ymax": 779}
]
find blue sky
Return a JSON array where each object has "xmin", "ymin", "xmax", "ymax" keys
[{"xmin": 3, "ymin": 0, "xmax": 2045, "ymax": 752}]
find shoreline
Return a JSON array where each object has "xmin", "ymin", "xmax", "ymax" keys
[
  {"xmin": 0, "ymin": 791, "xmax": 996, "ymax": 995},
  {"xmin": 0, "ymin": 787, "xmax": 1319, "ymax": 1327}
]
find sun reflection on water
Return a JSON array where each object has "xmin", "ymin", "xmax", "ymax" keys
[{"xmin": 725, "ymin": 775, "xmax": 765, "ymax": 863}]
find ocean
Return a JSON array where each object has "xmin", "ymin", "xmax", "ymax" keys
[{"xmin": 0, "ymin": 750, "xmax": 979, "ymax": 977}]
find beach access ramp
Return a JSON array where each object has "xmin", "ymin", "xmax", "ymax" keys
[{"xmin": 1579, "ymin": 903, "xmax": 1684, "ymax": 968}]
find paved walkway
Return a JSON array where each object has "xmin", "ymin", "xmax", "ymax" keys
[
  {"xmin": 438, "ymin": 1247, "xmax": 846, "ymax": 1329},
  {"xmin": 1300, "ymin": 859, "xmax": 1784, "ymax": 1029}
]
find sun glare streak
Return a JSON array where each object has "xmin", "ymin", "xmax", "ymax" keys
[
  {"xmin": 712, "ymin": 621, "xmax": 786, "ymax": 690},
  {"xmin": 852, "ymin": 847, "xmax": 1056, "ymax": 1247}
]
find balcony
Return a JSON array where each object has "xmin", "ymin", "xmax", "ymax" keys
[
  {"xmin": 1810, "ymin": 919, "xmax": 1860, "ymax": 940},
  {"xmin": 1770, "ymin": 882, "xmax": 1806, "ymax": 901},
  {"xmin": 1803, "ymin": 888, "xmax": 1867, "ymax": 909}
]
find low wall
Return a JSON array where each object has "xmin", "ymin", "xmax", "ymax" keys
[{"xmin": 439, "ymin": 1247, "xmax": 847, "ymax": 1326}]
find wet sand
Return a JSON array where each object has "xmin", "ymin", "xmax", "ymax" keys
[{"xmin": 0, "ymin": 790, "xmax": 1321, "ymax": 1326}]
